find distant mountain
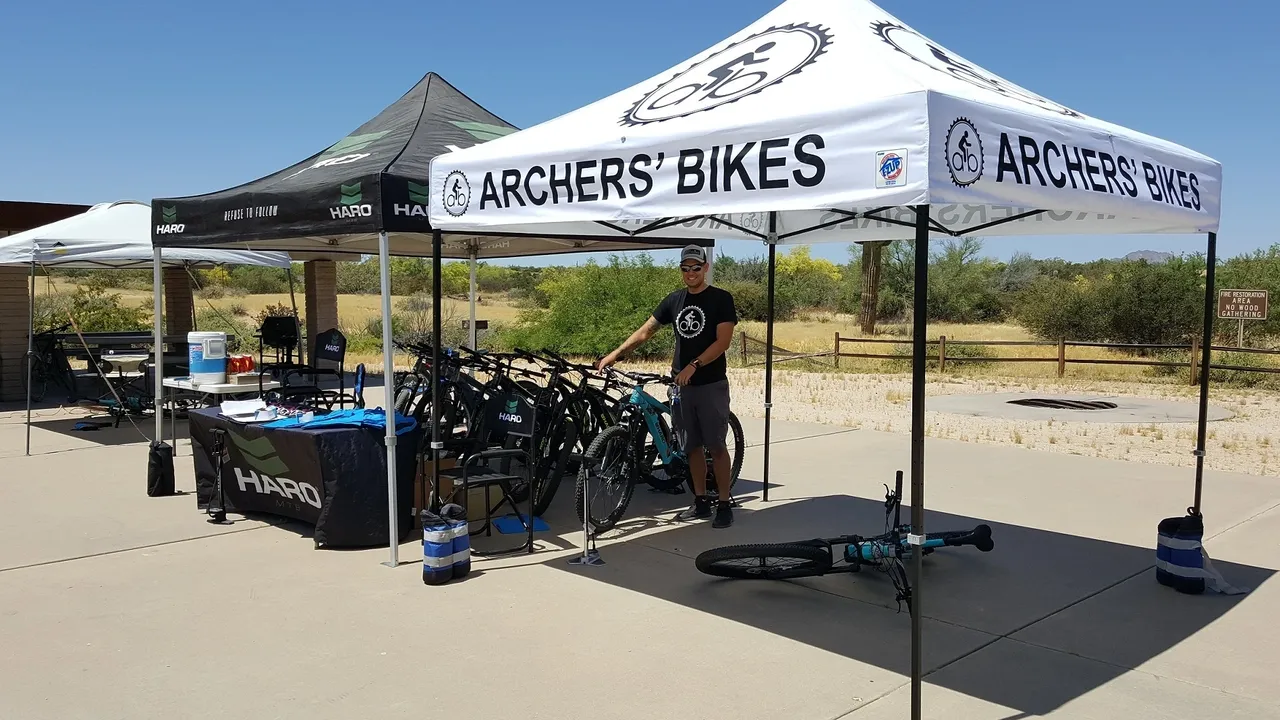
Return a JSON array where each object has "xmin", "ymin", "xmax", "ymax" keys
[{"xmin": 1122, "ymin": 250, "xmax": 1174, "ymax": 263}]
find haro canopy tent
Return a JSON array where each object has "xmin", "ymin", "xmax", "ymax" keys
[
  {"xmin": 1, "ymin": 200, "xmax": 291, "ymax": 456},
  {"xmin": 427, "ymin": 1, "xmax": 1222, "ymax": 717},
  {"xmin": 150, "ymin": 72, "xmax": 724, "ymax": 259},
  {"xmin": 150, "ymin": 71, "xmax": 709, "ymax": 570}
]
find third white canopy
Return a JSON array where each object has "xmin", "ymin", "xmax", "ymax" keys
[{"xmin": 428, "ymin": 0, "xmax": 1221, "ymax": 242}]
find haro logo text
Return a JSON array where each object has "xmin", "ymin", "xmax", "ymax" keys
[
  {"xmin": 330, "ymin": 204, "xmax": 372, "ymax": 219},
  {"xmin": 155, "ymin": 224, "xmax": 185, "ymax": 234},
  {"xmin": 392, "ymin": 204, "xmax": 428, "ymax": 217},
  {"xmin": 498, "ymin": 412, "xmax": 523, "ymax": 424},
  {"xmin": 234, "ymin": 468, "xmax": 322, "ymax": 508}
]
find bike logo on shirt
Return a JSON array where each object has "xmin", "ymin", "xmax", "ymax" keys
[
  {"xmin": 621, "ymin": 23, "xmax": 833, "ymax": 126},
  {"xmin": 676, "ymin": 306, "xmax": 706, "ymax": 339}
]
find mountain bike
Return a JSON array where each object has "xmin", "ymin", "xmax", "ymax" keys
[
  {"xmin": 694, "ymin": 471, "xmax": 994, "ymax": 612},
  {"xmin": 574, "ymin": 367, "xmax": 744, "ymax": 534},
  {"xmin": 24, "ymin": 322, "xmax": 78, "ymax": 403}
]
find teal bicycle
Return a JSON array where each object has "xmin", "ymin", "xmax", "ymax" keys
[
  {"xmin": 574, "ymin": 367, "xmax": 744, "ymax": 534},
  {"xmin": 695, "ymin": 471, "xmax": 994, "ymax": 612}
]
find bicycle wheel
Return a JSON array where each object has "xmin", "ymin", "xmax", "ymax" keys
[
  {"xmin": 574, "ymin": 423, "xmax": 639, "ymax": 534},
  {"xmin": 695, "ymin": 542, "xmax": 833, "ymax": 580},
  {"xmin": 23, "ymin": 360, "xmax": 49, "ymax": 404},
  {"xmin": 686, "ymin": 411, "xmax": 745, "ymax": 500},
  {"xmin": 531, "ymin": 415, "xmax": 577, "ymax": 517}
]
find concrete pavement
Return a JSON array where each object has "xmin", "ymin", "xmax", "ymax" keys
[{"xmin": 1, "ymin": 396, "xmax": 1277, "ymax": 719}]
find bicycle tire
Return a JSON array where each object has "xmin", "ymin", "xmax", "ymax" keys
[
  {"xmin": 695, "ymin": 542, "xmax": 833, "ymax": 580},
  {"xmin": 677, "ymin": 411, "xmax": 745, "ymax": 499},
  {"xmin": 531, "ymin": 415, "xmax": 577, "ymax": 517},
  {"xmin": 23, "ymin": 360, "xmax": 49, "ymax": 404},
  {"xmin": 574, "ymin": 423, "xmax": 639, "ymax": 534}
]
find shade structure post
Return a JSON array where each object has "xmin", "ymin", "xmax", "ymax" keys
[
  {"xmin": 25, "ymin": 257, "xmax": 35, "ymax": 456},
  {"xmin": 378, "ymin": 231, "xmax": 399, "ymax": 568},
  {"xmin": 430, "ymin": 230, "xmax": 443, "ymax": 514},
  {"xmin": 1192, "ymin": 232, "xmax": 1217, "ymax": 515},
  {"xmin": 286, "ymin": 264, "xmax": 302, "ymax": 365},
  {"xmin": 909, "ymin": 204, "xmax": 930, "ymax": 720},
  {"xmin": 762, "ymin": 212, "xmax": 778, "ymax": 502},
  {"xmin": 153, "ymin": 247, "xmax": 164, "ymax": 446},
  {"xmin": 468, "ymin": 248, "xmax": 478, "ymax": 349}
]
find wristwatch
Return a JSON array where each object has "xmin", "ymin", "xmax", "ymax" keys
[{"xmin": 690, "ymin": 358, "xmax": 702, "ymax": 370}]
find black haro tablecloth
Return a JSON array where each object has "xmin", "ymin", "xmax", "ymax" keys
[{"xmin": 188, "ymin": 408, "xmax": 420, "ymax": 548}]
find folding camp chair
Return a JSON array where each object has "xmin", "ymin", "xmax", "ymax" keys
[{"xmin": 436, "ymin": 387, "xmax": 541, "ymax": 556}]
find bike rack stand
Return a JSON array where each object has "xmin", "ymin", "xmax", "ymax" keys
[{"xmin": 568, "ymin": 456, "xmax": 605, "ymax": 567}]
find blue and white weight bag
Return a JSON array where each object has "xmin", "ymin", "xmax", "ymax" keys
[{"xmin": 1156, "ymin": 512, "xmax": 1248, "ymax": 595}]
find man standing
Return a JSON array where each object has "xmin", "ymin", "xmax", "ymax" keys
[{"xmin": 598, "ymin": 245, "xmax": 738, "ymax": 527}]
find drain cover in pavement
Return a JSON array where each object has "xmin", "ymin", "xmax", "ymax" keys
[{"xmin": 1007, "ymin": 398, "xmax": 1119, "ymax": 410}]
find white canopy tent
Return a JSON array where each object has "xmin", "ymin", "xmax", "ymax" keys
[
  {"xmin": 0, "ymin": 200, "xmax": 291, "ymax": 455},
  {"xmin": 427, "ymin": 1, "xmax": 1222, "ymax": 716}
]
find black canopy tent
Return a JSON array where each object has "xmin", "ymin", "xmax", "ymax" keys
[{"xmin": 151, "ymin": 71, "xmax": 710, "ymax": 567}]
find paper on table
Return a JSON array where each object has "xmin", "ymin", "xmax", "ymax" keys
[{"xmin": 220, "ymin": 399, "xmax": 266, "ymax": 417}]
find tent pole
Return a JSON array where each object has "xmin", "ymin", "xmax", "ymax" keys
[
  {"xmin": 431, "ymin": 230, "xmax": 443, "ymax": 512},
  {"xmin": 763, "ymin": 212, "xmax": 777, "ymax": 502},
  {"xmin": 153, "ymin": 248, "xmax": 164, "ymax": 446},
  {"xmin": 469, "ymin": 249, "xmax": 477, "ymax": 349},
  {"xmin": 286, "ymin": 264, "xmax": 302, "ymax": 365},
  {"xmin": 25, "ymin": 257, "xmax": 35, "ymax": 456},
  {"xmin": 909, "ymin": 204, "xmax": 930, "ymax": 720},
  {"xmin": 1192, "ymin": 231, "xmax": 1217, "ymax": 515},
  {"xmin": 379, "ymin": 231, "xmax": 400, "ymax": 568}
]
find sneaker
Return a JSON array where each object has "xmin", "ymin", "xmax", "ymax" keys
[
  {"xmin": 676, "ymin": 496, "xmax": 712, "ymax": 521},
  {"xmin": 712, "ymin": 501, "xmax": 733, "ymax": 528}
]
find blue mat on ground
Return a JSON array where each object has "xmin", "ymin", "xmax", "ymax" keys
[{"xmin": 493, "ymin": 514, "xmax": 550, "ymax": 534}]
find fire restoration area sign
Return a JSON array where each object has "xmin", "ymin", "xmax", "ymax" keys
[{"xmin": 1217, "ymin": 290, "xmax": 1269, "ymax": 320}]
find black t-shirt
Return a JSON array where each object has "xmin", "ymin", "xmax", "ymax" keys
[{"xmin": 652, "ymin": 285, "xmax": 738, "ymax": 385}]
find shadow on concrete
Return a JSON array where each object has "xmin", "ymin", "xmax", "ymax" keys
[{"xmin": 545, "ymin": 493, "xmax": 1273, "ymax": 716}]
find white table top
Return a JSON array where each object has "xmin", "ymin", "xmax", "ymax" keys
[{"xmin": 163, "ymin": 376, "xmax": 280, "ymax": 394}]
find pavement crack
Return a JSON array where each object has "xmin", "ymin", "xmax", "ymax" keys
[{"xmin": 0, "ymin": 522, "xmax": 279, "ymax": 574}]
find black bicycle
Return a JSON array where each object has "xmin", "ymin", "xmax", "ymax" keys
[
  {"xmin": 694, "ymin": 471, "xmax": 994, "ymax": 612},
  {"xmin": 24, "ymin": 322, "xmax": 77, "ymax": 403}
]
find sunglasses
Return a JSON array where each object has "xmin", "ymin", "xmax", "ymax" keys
[{"xmin": 680, "ymin": 264, "xmax": 704, "ymax": 273}]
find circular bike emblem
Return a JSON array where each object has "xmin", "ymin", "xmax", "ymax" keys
[
  {"xmin": 676, "ymin": 306, "xmax": 706, "ymax": 339},
  {"xmin": 871, "ymin": 21, "xmax": 1080, "ymax": 118},
  {"xmin": 944, "ymin": 118, "xmax": 983, "ymax": 187},
  {"xmin": 879, "ymin": 153, "xmax": 904, "ymax": 182},
  {"xmin": 621, "ymin": 23, "xmax": 833, "ymax": 126},
  {"xmin": 441, "ymin": 171, "xmax": 471, "ymax": 217}
]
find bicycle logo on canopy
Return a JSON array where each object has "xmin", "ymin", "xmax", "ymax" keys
[
  {"xmin": 442, "ymin": 171, "xmax": 471, "ymax": 217},
  {"xmin": 621, "ymin": 23, "xmax": 833, "ymax": 126},
  {"xmin": 944, "ymin": 118, "xmax": 983, "ymax": 187},
  {"xmin": 871, "ymin": 20, "xmax": 1081, "ymax": 119},
  {"xmin": 676, "ymin": 306, "xmax": 706, "ymax": 339}
]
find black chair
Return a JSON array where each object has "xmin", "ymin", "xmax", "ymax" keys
[
  {"xmin": 271, "ymin": 328, "xmax": 350, "ymax": 409},
  {"xmin": 437, "ymin": 387, "xmax": 541, "ymax": 555},
  {"xmin": 257, "ymin": 316, "xmax": 305, "ymax": 395}
]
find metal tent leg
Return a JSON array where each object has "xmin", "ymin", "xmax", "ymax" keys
[
  {"xmin": 379, "ymin": 231, "xmax": 400, "ymax": 568},
  {"xmin": 762, "ymin": 213, "xmax": 777, "ymax": 502},
  {"xmin": 909, "ymin": 204, "xmax": 930, "ymax": 720},
  {"xmin": 1191, "ymin": 231, "xmax": 1217, "ymax": 515}
]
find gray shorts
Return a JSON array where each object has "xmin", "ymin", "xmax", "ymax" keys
[{"xmin": 675, "ymin": 379, "xmax": 731, "ymax": 452}]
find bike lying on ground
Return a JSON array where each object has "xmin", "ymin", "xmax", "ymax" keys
[{"xmin": 693, "ymin": 471, "xmax": 994, "ymax": 612}]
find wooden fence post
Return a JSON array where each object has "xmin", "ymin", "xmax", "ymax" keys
[
  {"xmin": 938, "ymin": 335, "xmax": 947, "ymax": 372},
  {"xmin": 1190, "ymin": 335, "xmax": 1200, "ymax": 385},
  {"xmin": 833, "ymin": 331, "xmax": 840, "ymax": 369},
  {"xmin": 1057, "ymin": 339, "xmax": 1066, "ymax": 378},
  {"xmin": 741, "ymin": 330, "xmax": 748, "ymax": 365}
]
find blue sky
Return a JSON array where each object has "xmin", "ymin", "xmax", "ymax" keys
[{"xmin": 2, "ymin": 0, "xmax": 1275, "ymax": 268}]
